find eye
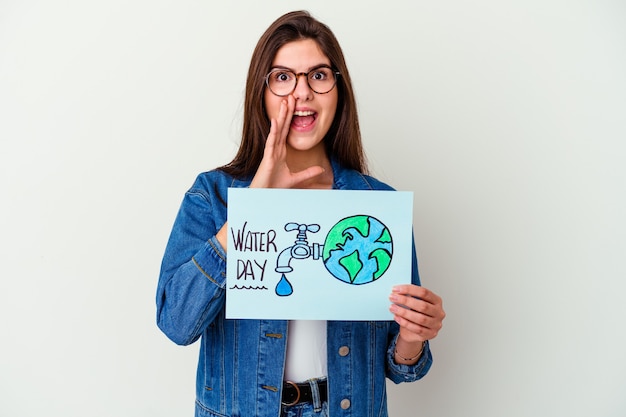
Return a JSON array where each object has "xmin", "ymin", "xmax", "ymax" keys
[
  {"xmin": 310, "ymin": 68, "xmax": 331, "ymax": 81},
  {"xmin": 271, "ymin": 70, "xmax": 294, "ymax": 83}
]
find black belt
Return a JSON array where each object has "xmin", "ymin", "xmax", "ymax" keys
[{"xmin": 281, "ymin": 380, "xmax": 328, "ymax": 406}]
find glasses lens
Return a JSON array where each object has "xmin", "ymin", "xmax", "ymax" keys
[
  {"xmin": 308, "ymin": 67, "xmax": 337, "ymax": 94},
  {"xmin": 267, "ymin": 70, "xmax": 296, "ymax": 96}
]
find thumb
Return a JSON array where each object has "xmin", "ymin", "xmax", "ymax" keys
[{"xmin": 291, "ymin": 166, "xmax": 326, "ymax": 186}]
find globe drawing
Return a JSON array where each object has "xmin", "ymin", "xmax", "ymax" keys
[{"xmin": 322, "ymin": 215, "xmax": 393, "ymax": 285}]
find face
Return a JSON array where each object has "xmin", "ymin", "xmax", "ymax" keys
[{"xmin": 264, "ymin": 39, "xmax": 338, "ymax": 156}]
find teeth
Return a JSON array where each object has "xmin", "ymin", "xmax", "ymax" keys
[{"xmin": 293, "ymin": 110, "xmax": 315, "ymax": 116}]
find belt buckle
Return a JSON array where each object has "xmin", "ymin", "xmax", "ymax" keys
[{"xmin": 281, "ymin": 380, "xmax": 301, "ymax": 406}]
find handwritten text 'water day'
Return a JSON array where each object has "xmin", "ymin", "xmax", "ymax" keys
[{"xmin": 231, "ymin": 222, "xmax": 277, "ymax": 281}]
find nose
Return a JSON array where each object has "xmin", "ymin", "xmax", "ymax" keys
[{"xmin": 292, "ymin": 73, "xmax": 313, "ymax": 101}]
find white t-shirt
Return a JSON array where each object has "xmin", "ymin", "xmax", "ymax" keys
[{"xmin": 283, "ymin": 320, "xmax": 328, "ymax": 382}]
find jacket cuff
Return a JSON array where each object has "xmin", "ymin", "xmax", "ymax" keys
[
  {"xmin": 191, "ymin": 235, "xmax": 227, "ymax": 288},
  {"xmin": 386, "ymin": 335, "xmax": 433, "ymax": 383}
]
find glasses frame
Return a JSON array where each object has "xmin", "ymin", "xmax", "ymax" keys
[{"xmin": 264, "ymin": 65, "xmax": 341, "ymax": 97}]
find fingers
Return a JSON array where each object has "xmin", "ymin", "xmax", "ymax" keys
[
  {"xmin": 266, "ymin": 99, "xmax": 285, "ymax": 149},
  {"xmin": 266, "ymin": 118, "xmax": 278, "ymax": 153},
  {"xmin": 276, "ymin": 96, "xmax": 295, "ymax": 145},
  {"xmin": 391, "ymin": 310, "xmax": 434, "ymax": 340},
  {"xmin": 389, "ymin": 285, "xmax": 445, "ymax": 340},
  {"xmin": 392, "ymin": 285, "xmax": 442, "ymax": 307},
  {"xmin": 265, "ymin": 96, "xmax": 294, "ymax": 155},
  {"xmin": 390, "ymin": 285, "xmax": 445, "ymax": 320},
  {"xmin": 290, "ymin": 165, "xmax": 326, "ymax": 186},
  {"xmin": 390, "ymin": 306, "xmax": 443, "ymax": 341}
]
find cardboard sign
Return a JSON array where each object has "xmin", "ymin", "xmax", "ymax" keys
[{"xmin": 226, "ymin": 188, "xmax": 414, "ymax": 320}]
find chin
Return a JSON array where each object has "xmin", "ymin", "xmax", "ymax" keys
[{"xmin": 287, "ymin": 134, "xmax": 325, "ymax": 152}]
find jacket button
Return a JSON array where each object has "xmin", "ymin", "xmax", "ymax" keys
[
  {"xmin": 338, "ymin": 346, "xmax": 350, "ymax": 356},
  {"xmin": 340, "ymin": 399, "xmax": 351, "ymax": 409}
]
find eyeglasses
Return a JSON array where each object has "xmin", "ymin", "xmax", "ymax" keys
[{"xmin": 265, "ymin": 65, "xmax": 340, "ymax": 97}]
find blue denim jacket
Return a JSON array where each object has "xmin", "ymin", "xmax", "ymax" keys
[{"xmin": 156, "ymin": 159, "xmax": 432, "ymax": 417}]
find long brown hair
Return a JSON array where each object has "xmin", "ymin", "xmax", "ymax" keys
[{"xmin": 219, "ymin": 10, "xmax": 367, "ymax": 178}]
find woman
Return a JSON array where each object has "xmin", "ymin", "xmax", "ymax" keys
[{"xmin": 156, "ymin": 10, "xmax": 445, "ymax": 417}]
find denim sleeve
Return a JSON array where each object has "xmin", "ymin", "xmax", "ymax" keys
[
  {"xmin": 386, "ymin": 336, "xmax": 433, "ymax": 383},
  {"xmin": 385, "ymin": 235, "xmax": 433, "ymax": 383},
  {"xmin": 156, "ymin": 187, "xmax": 227, "ymax": 346}
]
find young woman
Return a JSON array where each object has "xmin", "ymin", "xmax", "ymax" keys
[{"xmin": 156, "ymin": 10, "xmax": 445, "ymax": 417}]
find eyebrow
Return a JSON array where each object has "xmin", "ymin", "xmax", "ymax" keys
[{"xmin": 269, "ymin": 64, "xmax": 332, "ymax": 73}]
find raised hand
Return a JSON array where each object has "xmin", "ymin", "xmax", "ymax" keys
[{"xmin": 249, "ymin": 95, "xmax": 326, "ymax": 189}]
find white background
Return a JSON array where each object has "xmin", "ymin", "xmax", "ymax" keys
[{"xmin": 1, "ymin": 1, "xmax": 625, "ymax": 416}]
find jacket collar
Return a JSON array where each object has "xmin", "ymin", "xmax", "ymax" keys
[{"xmin": 331, "ymin": 158, "xmax": 372, "ymax": 190}]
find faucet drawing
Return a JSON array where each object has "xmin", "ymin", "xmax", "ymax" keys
[{"xmin": 275, "ymin": 222, "xmax": 323, "ymax": 296}]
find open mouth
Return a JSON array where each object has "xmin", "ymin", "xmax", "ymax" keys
[{"xmin": 291, "ymin": 110, "xmax": 317, "ymax": 129}]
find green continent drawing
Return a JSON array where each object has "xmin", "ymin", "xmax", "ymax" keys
[{"xmin": 322, "ymin": 215, "xmax": 393, "ymax": 285}]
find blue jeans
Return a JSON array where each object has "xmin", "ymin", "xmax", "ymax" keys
[
  {"xmin": 280, "ymin": 401, "xmax": 329, "ymax": 417},
  {"xmin": 280, "ymin": 378, "xmax": 328, "ymax": 417}
]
